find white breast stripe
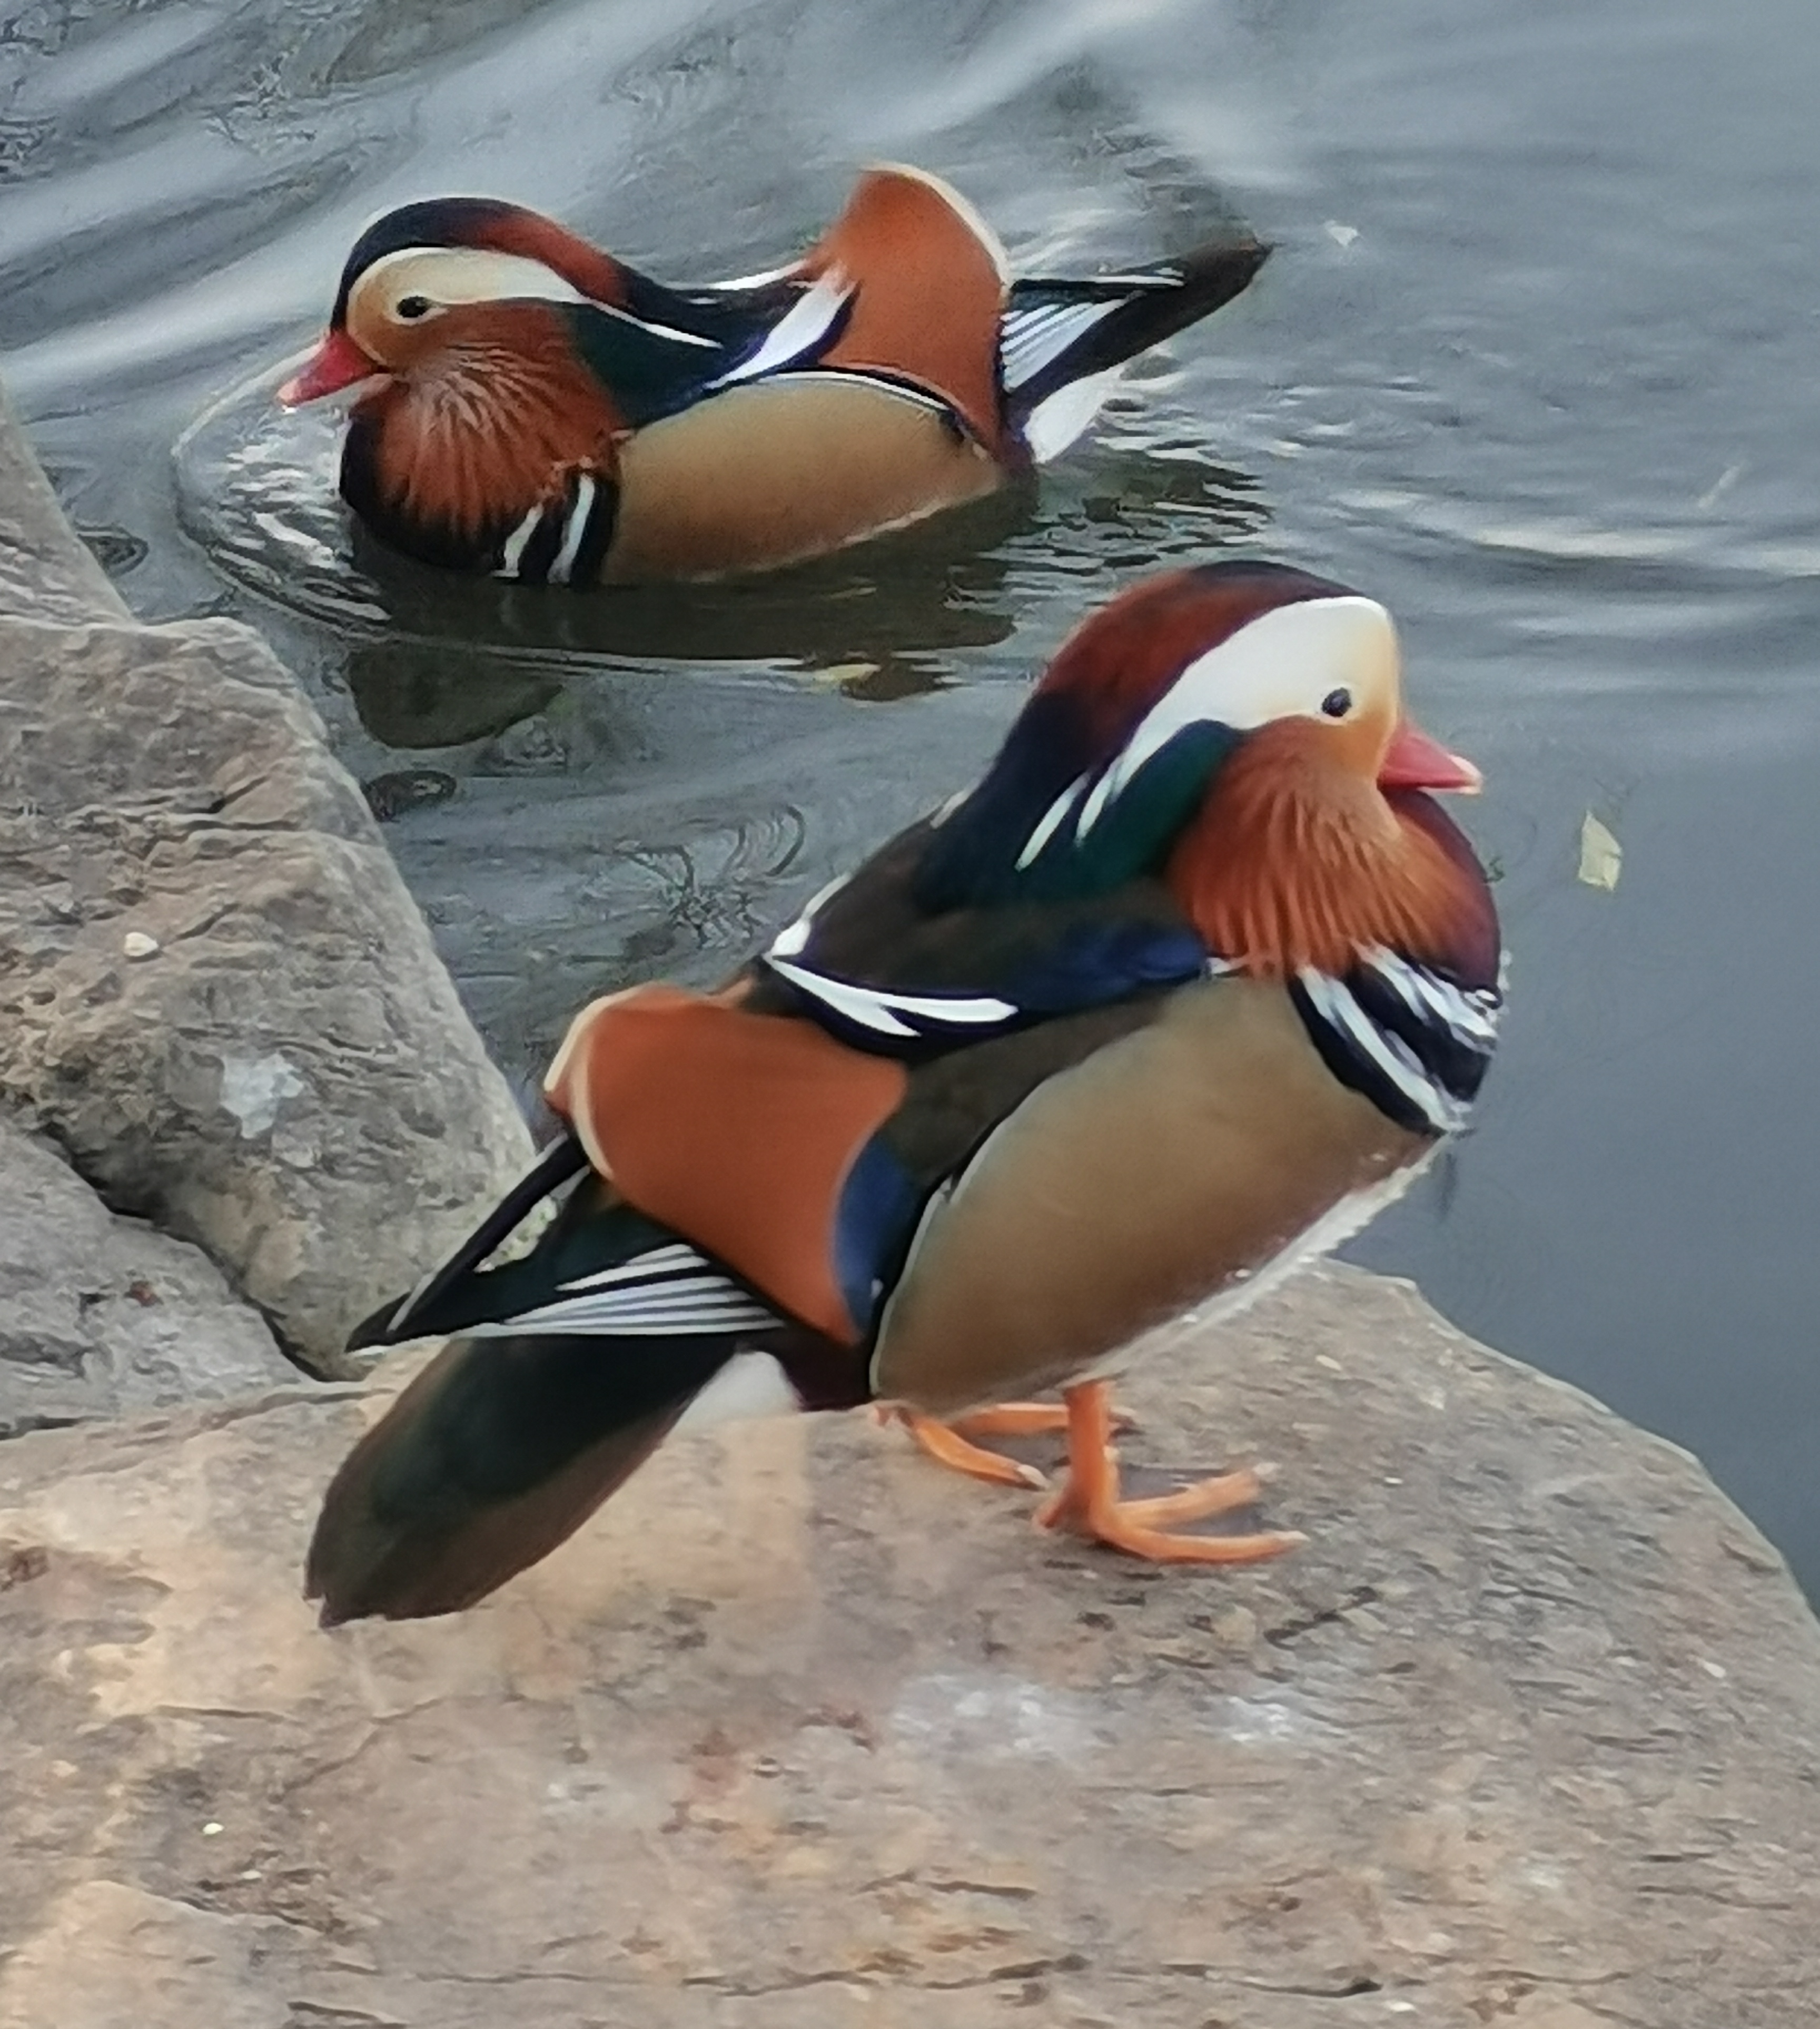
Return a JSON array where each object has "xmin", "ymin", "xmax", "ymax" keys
[
  {"xmin": 712, "ymin": 270, "xmax": 852, "ymax": 386},
  {"xmin": 1362, "ymin": 947, "xmax": 1500, "ymax": 1043},
  {"xmin": 496, "ymin": 505, "xmax": 544, "ymax": 579},
  {"xmin": 1298, "ymin": 968, "xmax": 1467, "ymax": 1134},
  {"xmin": 547, "ymin": 473, "xmax": 597, "ymax": 585}
]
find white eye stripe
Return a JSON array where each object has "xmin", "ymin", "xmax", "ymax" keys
[
  {"xmin": 1076, "ymin": 596, "xmax": 1400, "ymax": 835},
  {"xmin": 354, "ymin": 245, "xmax": 591, "ymax": 312}
]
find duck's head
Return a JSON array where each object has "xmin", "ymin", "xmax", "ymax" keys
[
  {"xmin": 279, "ymin": 198, "xmax": 623, "ymax": 405},
  {"xmin": 928, "ymin": 561, "xmax": 1492, "ymax": 981},
  {"xmin": 1034, "ymin": 559, "xmax": 1479, "ymax": 805}
]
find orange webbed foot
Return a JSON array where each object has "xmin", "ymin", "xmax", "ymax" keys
[
  {"xmin": 1032, "ymin": 1381, "xmax": 1304, "ymax": 1566},
  {"xmin": 882, "ymin": 1398, "xmax": 1139, "ymax": 1491}
]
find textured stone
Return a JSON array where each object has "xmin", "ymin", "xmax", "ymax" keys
[
  {"xmin": 0, "ymin": 1118, "xmax": 294, "ymax": 1434},
  {"xmin": 0, "ymin": 385, "xmax": 127, "ymax": 629},
  {"xmin": 0, "ymin": 609, "xmax": 533, "ymax": 1371},
  {"xmin": 1, "ymin": 1264, "xmax": 1815, "ymax": 2028}
]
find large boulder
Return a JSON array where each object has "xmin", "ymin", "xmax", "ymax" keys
[
  {"xmin": 0, "ymin": 394, "xmax": 533, "ymax": 1373},
  {"xmin": 0, "ymin": 1118, "xmax": 294, "ymax": 1435},
  {"xmin": 1, "ymin": 1264, "xmax": 1814, "ymax": 2028}
]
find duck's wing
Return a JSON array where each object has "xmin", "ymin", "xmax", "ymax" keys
[
  {"xmin": 745, "ymin": 674, "xmax": 1244, "ymax": 1053},
  {"xmin": 1001, "ymin": 233, "xmax": 1270, "ymax": 461}
]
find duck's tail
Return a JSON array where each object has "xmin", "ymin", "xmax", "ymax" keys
[
  {"xmin": 304, "ymin": 1137, "xmax": 817, "ymax": 1624},
  {"xmin": 1000, "ymin": 234, "xmax": 1269, "ymax": 462}
]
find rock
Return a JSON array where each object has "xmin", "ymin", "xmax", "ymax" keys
[
  {"xmin": 0, "ymin": 571, "xmax": 536, "ymax": 1377},
  {"xmin": 1, "ymin": 1264, "xmax": 1814, "ymax": 2028},
  {"xmin": 0, "ymin": 384, "xmax": 129, "ymax": 629},
  {"xmin": 0, "ymin": 388, "xmax": 533, "ymax": 1373},
  {"xmin": 0, "ymin": 1118, "xmax": 294, "ymax": 1435},
  {"xmin": 0, "ymin": 608, "xmax": 534, "ymax": 1372}
]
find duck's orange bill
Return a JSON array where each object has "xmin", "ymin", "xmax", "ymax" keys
[
  {"xmin": 277, "ymin": 329, "xmax": 382, "ymax": 407},
  {"xmin": 1377, "ymin": 720, "xmax": 1481, "ymax": 794}
]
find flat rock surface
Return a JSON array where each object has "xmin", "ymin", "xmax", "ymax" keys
[
  {"xmin": 0, "ymin": 608, "xmax": 533, "ymax": 1370},
  {"xmin": 0, "ymin": 1118, "xmax": 293, "ymax": 1435},
  {"xmin": 2, "ymin": 1264, "xmax": 1815, "ymax": 2028}
]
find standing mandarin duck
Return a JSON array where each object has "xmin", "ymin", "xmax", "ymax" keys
[
  {"xmin": 305, "ymin": 561, "xmax": 1501, "ymax": 1624},
  {"xmin": 277, "ymin": 165, "xmax": 1267, "ymax": 584}
]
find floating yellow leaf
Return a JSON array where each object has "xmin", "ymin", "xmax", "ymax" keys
[{"xmin": 1577, "ymin": 811, "xmax": 1623, "ymax": 891}]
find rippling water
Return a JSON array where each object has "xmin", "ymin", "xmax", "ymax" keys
[{"xmin": 6, "ymin": 0, "xmax": 1819, "ymax": 1593}]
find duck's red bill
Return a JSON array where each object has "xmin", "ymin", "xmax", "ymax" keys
[
  {"xmin": 1378, "ymin": 720, "xmax": 1481, "ymax": 794},
  {"xmin": 278, "ymin": 329, "xmax": 382, "ymax": 406}
]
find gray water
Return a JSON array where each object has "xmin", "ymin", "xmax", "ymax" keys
[{"xmin": 6, "ymin": 0, "xmax": 1818, "ymax": 1595}]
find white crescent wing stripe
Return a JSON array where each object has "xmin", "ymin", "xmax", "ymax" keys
[
  {"xmin": 476, "ymin": 1285, "xmax": 778, "ymax": 1336},
  {"xmin": 767, "ymin": 873, "xmax": 850, "ymax": 961},
  {"xmin": 1014, "ymin": 772, "xmax": 1089, "ymax": 870},
  {"xmin": 769, "ymin": 958, "xmax": 1017, "ymax": 1031},
  {"xmin": 558, "ymin": 1243, "xmax": 712, "ymax": 1293},
  {"xmin": 768, "ymin": 961, "xmax": 917, "ymax": 1037},
  {"xmin": 1000, "ymin": 301, "xmax": 1121, "ymax": 389},
  {"xmin": 712, "ymin": 270, "xmax": 852, "ymax": 386}
]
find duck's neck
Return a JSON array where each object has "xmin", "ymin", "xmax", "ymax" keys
[{"xmin": 1166, "ymin": 736, "xmax": 1475, "ymax": 979}]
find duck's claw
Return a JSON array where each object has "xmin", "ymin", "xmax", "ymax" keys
[
  {"xmin": 881, "ymin": 1405, "xmax": 1050, "ymax": 1489},
  {"xmin": 881, "ymin": 1397, "xmax": 1141, "ymax": 1491},
  {"xmin": 1032, "ymin": 1381, "xmax": 1304, "ymax": 1565}
]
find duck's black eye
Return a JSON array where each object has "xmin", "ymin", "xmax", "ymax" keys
[
  {"xmin": 1320, "ymin": 687, "xmax": 1352, "ymax": 719},
  {"xmin": 395, "ymin": 294, "xmax": 433, "ymax": 321}
]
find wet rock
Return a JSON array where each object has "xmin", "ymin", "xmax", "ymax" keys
[
  {"xmin": 0, "ymin": 385, "xmax": 129, "ymax": 628},
  {"xmin": 361, "ymin": 767, "xmax": 459, "ymax": 823},
  {"xmin": 0, "ymin": 1264, "xmax": 1814, "ymax": 2028},
  {"xmin": 0, "ymin": 396, "xmax": 533, "ymax": 1373},
  {"xmin": 0, "ymin": 1118, "xmax": 294, "ymax": 1436}
]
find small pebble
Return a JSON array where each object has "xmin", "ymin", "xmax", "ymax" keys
[
  {"xmin": 122, "ymin": 931, "xmax": 160, "ymax": 959},
  {"xmin": 202, "ymin": 1820, "xmax": 223, "ymax": 1837}
]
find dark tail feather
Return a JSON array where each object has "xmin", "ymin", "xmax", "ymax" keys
[
  {"xmin": 1001, "ymin": 234, "xmax": 1269, "ymax": 455},
  {"xmin": 305, "ymin": 1327, "xmax": 736, "ymax": 1624}
]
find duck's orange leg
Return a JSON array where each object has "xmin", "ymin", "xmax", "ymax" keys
[
  {"xmin": 882, "ymin": 1400, "xmax": 1138, "ymax": 1491},
  {"xmin": 1033, "ymin": 1381, "xmax": 1304, "ymax": 1564}
]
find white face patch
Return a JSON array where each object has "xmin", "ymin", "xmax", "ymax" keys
[
  {"xmin": 351, "ymin": 244, "xmax": 590, "ymax": 323},
  {"xmin": 1077, "ymin": 595, "xmax": 1401, "ymax": 836}
]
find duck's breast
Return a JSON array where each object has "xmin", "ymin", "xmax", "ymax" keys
[{"xmin": 871, "ymin": 974, "xmax": 1432, "ymax": 1412}]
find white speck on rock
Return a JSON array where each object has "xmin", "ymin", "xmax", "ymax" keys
[
  {"xmin": 1219, "ymin": 1696, "xmax": 1330, "ymax": 1747},
  {"xmin": 218, "ymin": 1053, "xmax": 308, "ymax": 1138},
  {"xmin": 891, "ymin": 1672, "xmax": 1105, "ymax": 1760},
  {"xmin": 122, "ymin": 931, "xmax": 160, "ymax": 959}
]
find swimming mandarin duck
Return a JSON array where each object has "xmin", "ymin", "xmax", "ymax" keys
[
  {"xmin": 305, "ymin": 561, "xmax": 1501, "ymax": 1623},
  {"xmin": 277, "ymin": 165, "xmax": 1267, "ymax": 583}
]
